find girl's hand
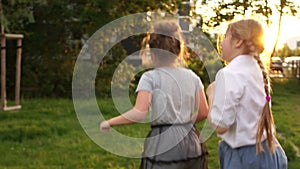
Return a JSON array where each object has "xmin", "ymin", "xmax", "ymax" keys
[{"xmin": 100, "ymin": 121, "xmax": 111, "ymax": 133}]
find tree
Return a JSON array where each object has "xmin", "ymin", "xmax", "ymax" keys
[
  {"xmin": 0, "ymin": 0, "xmax": 40, "ymax": 33},
  {"xmin": 276, "ymin": 43, "xmax": 292, "ymax": 58},
  {"xmin": 197, "ymin": 0, "xmax": 274, "ymax": 32},
  {"xmin": 270, "ymin": 0, "xmax": 297, "ymax": 58},
  {"xmin": 1, "ymin": 0, "xmax": 188, "ymax": 97},
  {"xmin": 197, "ymin": 0, "xmax": 300, "ymax": 67}
]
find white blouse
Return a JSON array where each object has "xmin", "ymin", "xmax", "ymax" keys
[
  {"xmin": 136, "ymin": 67, "xmax": 203, "ymax": 124},
  {"xmin": 209, "ymin": 55, "xmax": 267, "ymax": 148}
]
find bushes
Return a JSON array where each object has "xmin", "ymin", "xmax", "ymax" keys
[
  {"xmin": 0, "ymin": 29, "xmax": 214, "ymax": 99},
  {"xmin": 20, "ymin": 57, "xmax": 75, "ymax": 98}
]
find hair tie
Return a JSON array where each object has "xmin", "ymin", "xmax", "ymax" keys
[{"xmin": 266, "ymin": 95, "xmax": 271, "ymax": 102}]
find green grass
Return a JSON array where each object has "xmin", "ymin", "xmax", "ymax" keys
[
  {"xmin": 271, "ymin": 78, "xmax": 300, "ymax": 168},
  {"xmin": 0, "ymin": 78, "xmax": 299, "ymax": 168}
]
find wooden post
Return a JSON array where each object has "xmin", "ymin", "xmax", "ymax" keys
[
  {"xmin": 15, "ymin": 38, "xmax": 22, "ymax": 105},
  {"xmin": 1, "ymin": 34, "xmax": 6, "ymax": 109},
  {"xmin": 0, "ymin": 33, "xmax": 23, "ymax": 111},
  {"xmin": 0, "ymin": 0, "xmax": 23, "ymax": 111}
]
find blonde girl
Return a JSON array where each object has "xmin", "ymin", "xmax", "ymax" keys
[
  {"xmin": 206, "ymin": 19, "xmax": 287, "ymax": 169},
  {"xmin": 100, "ymin": 20, "xmax": 209, "ymax": 169}
]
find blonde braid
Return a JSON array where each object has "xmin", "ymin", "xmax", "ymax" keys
[{"xmin": 253, "ymin": 51, "xmax": 276, "ymax": 154}]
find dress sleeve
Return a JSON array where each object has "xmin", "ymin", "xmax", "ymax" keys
[
  {"xmin": 209, "ymin": 69, "xmax": 244, "ymax": 128},
  {"xmin": 135, "ymin": 72, "xmax": 153, "ymax": 93}
]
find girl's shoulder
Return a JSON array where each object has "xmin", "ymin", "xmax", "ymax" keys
[
  {"xmin": 220, "ymin": 64, "xmax": 242, "ymax": 75},
  {"xmin": 146, "ymin": 67, "xmax": 199, "ymax": 78},
  {"xmin": 216, "ymin": 67, "xmax": 247, "ymax": 87},
  {"xmin": 178, "ymin": 67, "xmax": 197, "ymax": 74},
  {"xmin": 142, "ymin": 69, "xmax": 157, "ymax": 75},
  {"xmin": 141, "ymin": 68, "xmax": 166, "ymax": 79}
]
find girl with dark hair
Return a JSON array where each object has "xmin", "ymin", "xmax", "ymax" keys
[{"xmin": 100, "ymin": 20, "xmax": 209, "ymax": 169}]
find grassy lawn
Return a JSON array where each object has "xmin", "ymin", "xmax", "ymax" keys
[
  {"xmin": 271, "ymin": 78, "xmax": 300, "ymax": 168},
  {"xmin": 0, "ymin": 78, "xmax": 299, "ymax": 168}
]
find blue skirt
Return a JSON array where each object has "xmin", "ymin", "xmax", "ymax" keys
[{"xmin": 219, "ymin": 139, "xmax": 287, "ymax": 169}]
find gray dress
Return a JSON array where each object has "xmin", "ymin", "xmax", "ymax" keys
[{"xmin": 136, "ymin": 67, "xmax": 206, "ymax": 169}]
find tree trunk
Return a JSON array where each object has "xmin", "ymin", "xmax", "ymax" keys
[
  {"xmin": 270, "ymin": 1, "xmax": 284, "ymax": 73},
  {"xmin": 0, "ymin": 0, "xmax": 4, "ymax": 34}
]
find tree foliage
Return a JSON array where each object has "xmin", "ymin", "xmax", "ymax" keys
[
  {"xmin": 197, "ymin": 0, "xmax": 275, "ymax": 30},
  {"xmin": 2, "ymin": 0, "xmax": 299, "ymax": 98},
  {"xmin": 1, "ymin": 0, "xmax": 187, "ymax": 98},
  {"xmin": 197, "ymin": 0, "xmax": 299, "ymax": 64}
]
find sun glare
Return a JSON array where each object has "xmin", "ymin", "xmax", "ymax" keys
[
  {"xmin": 264, "ymin": 16, "xmax": 300, "ymax": 52},
  {"xmin": 278, "ymin": 16, "xmax": 300, "ymax": 48},
  {"xmin": 195, "ymin": 0, "xmax": 300, "ymax": 68},
  {"xmin": 264, "ymin": 25, "xmax": 279, "ymax": 53},
  {"xmin": 196, "ymin": 0, "xmax": 300, "ymax": 52}
]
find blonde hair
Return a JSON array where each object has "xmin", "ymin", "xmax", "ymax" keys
[
  {"xmin": 141, "ymin": 20, "xmax": 188, "ymax": 63},
  {"xmin": 228, "ymin": 19, "xmax": 275, "ymax": 153}
]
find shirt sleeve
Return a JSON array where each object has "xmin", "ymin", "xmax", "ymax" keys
[
  {"xmin": 190, "ymin": 69, "xmax": 204, "ymax": 91},
  {"xmin": 209, "ymin": 69, "xmax": 244, "ymax": 128},
  {"xmin": 135, "ymin": 72, "xmax": 153, "ymax": 93}
]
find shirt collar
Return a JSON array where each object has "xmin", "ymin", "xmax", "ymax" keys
[{"xmin": 229, "ymin": 55, "xmax": 256, "ymax": 65}]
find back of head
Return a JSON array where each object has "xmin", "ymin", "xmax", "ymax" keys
[
  {"xmin": 142, "ymin": 20, "xmax": 187, "ymax": 63},
  {"xmin": 228, "ymin": 19, "xmax": 265, "ymax": 56}
]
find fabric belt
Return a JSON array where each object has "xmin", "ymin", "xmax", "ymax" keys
[{"xmin": 151, "ymin": 121, "xmax": 193, "ymax": 128}]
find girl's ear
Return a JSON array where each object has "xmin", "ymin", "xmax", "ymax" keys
[{"xmin": 234, "ymin": 39, "xmax": 244, "ymax": 48}]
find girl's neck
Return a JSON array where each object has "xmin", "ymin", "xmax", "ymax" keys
[
  {"xmin": 227, "ymin": 45, "xmax": 249, "ymax": 62},
  {"xmin": 153, "ymin": 59, "xmax": 177, "ymax": 68},
  {"xmin": 154, "ymin": 63, "xmax": 176, "ymax": 68}
]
